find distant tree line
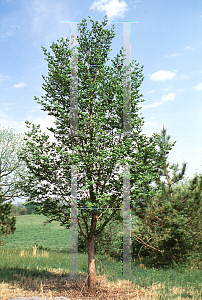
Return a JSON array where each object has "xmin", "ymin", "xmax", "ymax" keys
[{"xmin": 9, "ymin": 202, "xmax": 37, "ymax": 216}]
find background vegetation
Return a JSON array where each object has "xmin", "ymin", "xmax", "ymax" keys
[
  {"xmin": 5, "ymin": 168, "xmax": 202, "ymax": 272},
  {"xmin": 0, "ymin": 212, "xmax": 202, "ymax": 299}
]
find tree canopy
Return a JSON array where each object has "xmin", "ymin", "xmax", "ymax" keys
[
  {"xmin": 0, "ymin": 125, "xmax": 32, "ymax": 245},
  {"xmin": 0, "ymin": 125, "xmax": 30, "ymax": 203},
  {"xmin": 14, "ymin": 15, "xmax": 171, "ymax": 292}
]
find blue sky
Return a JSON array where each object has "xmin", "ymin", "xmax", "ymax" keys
[{"xmin": 0, "ymin": 0, "xmax": 202, "ymax": 204}]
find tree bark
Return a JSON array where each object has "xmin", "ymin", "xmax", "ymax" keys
[{"xmin": 87, "ymin": 237, "xmax": 96, "ymax": 294}]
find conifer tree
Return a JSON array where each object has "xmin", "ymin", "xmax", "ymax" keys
[
  {"xmin": 132, "ymin": 125, "xmax": 202, "ymax": 268},
  {"xmin": 0, "ymin": 185, "xmax": 16, "ymax": 245}
]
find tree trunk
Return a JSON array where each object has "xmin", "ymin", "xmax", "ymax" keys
[{"xmin": 87, "ymin": 236, "xmax": 96, "ymax": 293}]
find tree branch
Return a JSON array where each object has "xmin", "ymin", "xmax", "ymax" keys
[
  {"xmin": 94, "ymin": 202, "xmax": 122, "ymax": 238},
  {"xmin": 128, "ymin": 228, "xmax": 164, "ymax": 254}
]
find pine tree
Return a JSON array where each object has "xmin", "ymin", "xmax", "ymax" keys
[
  {"xmin": 0, "ymin": 185, "xmax": 16, "ymax": 245},
  {"xmin": 131, "ymin": 125, "xmax": 202, "ymax": 268}
]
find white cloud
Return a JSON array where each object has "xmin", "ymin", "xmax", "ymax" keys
[
  {"xmin": 25, "ymin": 114, "xmax": 57, "ymax": 143},
  {"xmin": 165, "ymin": 53, "xmax": 180, "ymax": 58},
  {"xmin": 184, "ymin": 46, "xmax": 195, "ymax": 51},
  {"xmin": 0, "ymin": 31, "xmax": 12, "ymax": 39},
  {"xmin": 140, "ymin": 102, "xmax": 163, "ymax": 110},
  {"xmin": 144, "ymin": 121, "xmax": 157, "ymax": 126},
  {"xmin": 23, "ymin": 0, "xmax": 67, "ymax": 45},
  {"xmin": 0, "ymin": 110, "xmax": 57, "ymax": 144},
  {"xmin": 90, "ymin": 0, "xmax": 129, "ymax": 20},
  {"xmin": 180, "ymin": 74, "xmax": 190, "ymax": 81},
  {"xmin": 194, "ymin": 83, "xmax": 202, "ymax": 91},
  {"xmin": 0, "ymin": 102, "xmax": 13, "ymax": 111},
  {"xmin": 13, "ymin": 82, "xmax": 27, "ymax": 88},
  {"xmin": 0, "ymin": 112, "xmax": 28, "ymax": 135},
  {"xmin": 161, "ymin": 86, "xmax": 171, "ymax": 92},
  {"xmin": 28, "ymin": 0, "xmax": 57, "ymax": 34},
  {"xmin": 161, "ymin": 93, "xmax": 175, "ymax": 102},
  {"xmin": 0, "ymin": 74, "xmax": 11, "ymax": 84},
  {"xmin": 140, "ymin": 93, "xmax": 175, "ymax": 110},
  {"xmin": 149, "ymin": 70, "xmax": 177, "ymax": 82},
  {"xmin": 31, "ymin": 0, "xmax": 47, "ymax": 13},
  {"xmin": 170, "ymin": 53, "xmax": 180, "ymax": 57},
  {"xmin": 148, "ymin": 90, "xmax": 155, "ymax": 94}
]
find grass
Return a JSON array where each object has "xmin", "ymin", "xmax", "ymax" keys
[
  {"xmin": 0, "ymin": 214, "xmax": 201, "ymax": 299},
  {"xmin": 0, "ymin": 214, "xmax": 69, "ymax": 252}
]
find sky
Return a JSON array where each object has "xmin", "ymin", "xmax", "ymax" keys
[{"xmin": 0, "ymin": 0, "xmax": 202, "ymax": 205}]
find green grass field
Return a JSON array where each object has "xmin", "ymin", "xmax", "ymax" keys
[
  {"xmin": 0, "ymin": 214, "xmax": 201, "ymax": 299},
  {"xmin": 1, "ymin": 215, "xmax": 70, "ymax": 252}
]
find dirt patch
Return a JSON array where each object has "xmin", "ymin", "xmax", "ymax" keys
[
  {"xmin": 8, "ymin": 298, "xmax": 70, "ymax": 300},
  {"xmin": 0, "ymin": 274, "xmax": 156, "ymax": 300}
]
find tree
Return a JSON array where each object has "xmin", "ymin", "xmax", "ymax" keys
[
  {"xmin": 10, "ymin": 203, "xmax": 28, "ymax": 216},
  {"xmin": 24, "ymin": 202, "xmax": 37, "ymax": 215},
  {"xmin": 14, "ymin": 15, "xmax": 168, "ymax": 293},
  {"xmin": 0, "ymin": 186, "xmax": 16, "ymax": 245},
  {"xmin": 131, "ymin": 126, "xmax": 202, "ymax": 268},
  {"xmin": 172, "ymin": 173, "xmax": 202, "ymax": 268},
  {"xmin": 0, "ymin": 125, "xmax": 30, "ymax": 244},
  {"xmin": 0, "ymin": 125, "xmax": 32, "ymax": 203}
]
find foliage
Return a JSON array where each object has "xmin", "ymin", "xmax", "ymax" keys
[
  {"xmin": 10, "ymin": 204, "xmax": 21, "ymax": 216},
  {"xmin": 13, "ymin": 15, "xmax": 172, "ymax": 290},
  {"xmin": 23, "ymin": 202, "xmax": 37, "ymax": 215},
  {"xmin": 0, "ymin": 125, "xmax": 31, "ymax": 204},
  {"xmin": 0, "ymin": 214, "xmax": 201, "ymax": 299},
  {"xmin": 10, "ymin": 203, "xmax": 30, "ymax": 216},
  {"xmin": 14, "ymin": 16, "xmax": 165, "ymax": 239},
  {"xmin": 78, "ymin": 213, "xmax": 123, "ymax": 259},
  {"xmin": 131, "ymin": 126, "xmax": 202, "ymax": 268},
  {"xmin": 0, "ymin": 186, "xmax": 16, "ymax": 246}
]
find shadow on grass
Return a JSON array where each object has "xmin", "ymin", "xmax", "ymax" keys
[
  {"xmin": 1, "ymin": 263, "xmax": 202, "ymax": 300},
  {"xmin": 0, "ymin": 266, "xmax": 91, "ymax": 297}
]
